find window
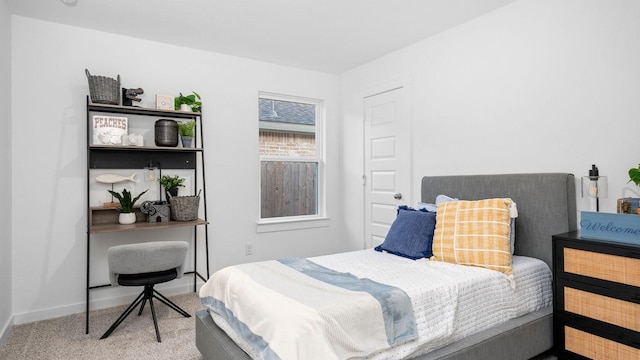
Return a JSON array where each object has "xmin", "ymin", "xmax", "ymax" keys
[{"xmin": 259, "ymin": 93, "xmax": 323, "ymax": 221}]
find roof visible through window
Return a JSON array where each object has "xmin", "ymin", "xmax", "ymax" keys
[{"xmin": 259, "ymin": 98, "xmax": 315, "ymax": 125}]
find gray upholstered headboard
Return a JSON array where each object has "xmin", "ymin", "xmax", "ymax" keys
[{"xmin": 421, "ymin": 173, "xmax": 577, "ymax": 270}]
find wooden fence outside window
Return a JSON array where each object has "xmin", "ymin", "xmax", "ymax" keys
[{"xmin": 260, "ymin": 161, "xmax": 317, "ymax": 218}]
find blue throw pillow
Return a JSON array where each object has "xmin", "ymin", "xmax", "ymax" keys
[{"xmin": 375, "ymin": 207, "xmax": 437, "ymax": 260}]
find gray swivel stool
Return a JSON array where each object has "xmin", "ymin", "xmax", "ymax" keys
[{"xmin": 100, "ymin": 241, "xmax": 191, "ymax": 342}]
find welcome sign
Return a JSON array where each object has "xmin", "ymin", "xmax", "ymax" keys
[{"xmin": 580, "ymin": 211, "xmax": 640, "ymax": 244}]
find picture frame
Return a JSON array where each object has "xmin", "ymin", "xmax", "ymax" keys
[
  {"xmin": 92, "ymin": 115, "xmax": 128, "ymax": 146},
  {"xmin": 156, "ymin": 94, "xmax": 175, "ymax": 111}
]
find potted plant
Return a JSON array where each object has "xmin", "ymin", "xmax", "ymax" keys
[
  {"xmin": 178, "ymin": 121, "xmax": 196, "ymax": 148},
  {"xmin": 107, "ymin": 188, "xmax": 149, "ymax": 224},
  {"xmin": 629, "ymin": 164, "xmax": 640, "ymax": 186},
  {"xmin": 175, "ymin": 91, "xmax": 202, "ymax": 112},
  {"xmin": 159, "ymin": 175, "xmax": 185, "ymax": 199}
]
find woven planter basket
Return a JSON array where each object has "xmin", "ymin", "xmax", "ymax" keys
[
  {"xmin": 169, "ymin": 193, "xmax": 200, "ymax": 221},
  {"xmin": 85, "ymin": 69, "xmax": 121, "ymax": 105}
]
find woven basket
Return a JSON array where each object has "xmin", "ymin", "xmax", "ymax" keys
[
  {"xmin": 85, "ymin": 69, "xmax": 121, "ymax": 105},
  {"xmin": 169, "ymin": 194, "xmax": 200, "ymax": 221}
]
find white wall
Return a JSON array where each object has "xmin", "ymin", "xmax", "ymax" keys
[
  {"xmin": 340, "ymin": 0, "xmax": 640, "ymax": 242},
  {"xmin": 11, "ymin": 16, "xmax": 345, "ymax": 323},
  {"xmin": 0, "ymin": 0, "xmax": 13, "ymax": 347},
  {"xmin": 11, "ymin": 0, "xmax": 640, "ymax": 326}
]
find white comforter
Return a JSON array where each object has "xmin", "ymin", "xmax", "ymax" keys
[{"xmin": 200, "ymin": 249, "xmax": 552, "ymax": 360}]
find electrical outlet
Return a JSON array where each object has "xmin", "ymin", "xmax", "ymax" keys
[{"xmin": 245, "ymin": 243, "xmax": 253, "ymax": 255}]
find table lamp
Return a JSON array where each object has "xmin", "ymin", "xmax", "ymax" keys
[{"xmin": 581, "ymin": 164, "xmax": 607, "ymax": 212}]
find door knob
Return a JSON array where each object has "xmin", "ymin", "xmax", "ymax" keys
[{"xmin": 394, "ymin": 193, "xmax": 402, "ymax": 200}]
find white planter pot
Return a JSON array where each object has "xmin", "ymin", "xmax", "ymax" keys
[
  {"xmin": 118, "ymin": 212, "xmax": 136, "ymax": 225},
  {"xmin": 179, "ymin": 104, "xmax": 192, "ymax": 112}
]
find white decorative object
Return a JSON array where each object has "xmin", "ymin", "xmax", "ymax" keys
[
  {"xmin": 96, "ymin": 173, "xmax": 137, "ymax": 184},
  {"xmin": 156, "ymin": 94, "xmax": 175, "ymax": 110},
  {"xmin": 121, "ymin": 133, "xmax": 144, "ymax": 146},
  {"xmin": 180, "ymin": 104, "xmax": 192, "ymax": 112},
  {"xmin": 92, "ymin": 115, "xmax": 128, "ymax": 145},
  {"xmin": 118, "ymin": 213, "xmax": 136, "ymax": 225}
]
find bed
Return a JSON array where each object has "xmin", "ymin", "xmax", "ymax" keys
[{"xmin": 196, "ymin": 173, "xmax": 577, "ymax": 360}]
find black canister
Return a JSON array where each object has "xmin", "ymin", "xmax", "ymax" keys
[{"xmin": 155, "ymin": 119, "xmax": 178, "ymax": 147}]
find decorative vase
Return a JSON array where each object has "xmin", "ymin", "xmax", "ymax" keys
[
  {"xmin": 154, "ymin": 119, "xmax": 178, "ymax": 147},
  {"xmin": 181, "ymin": 136, "xmax": 193, "ymax": 148},
  {"xmin": 118, "ymin": 212, "xmax": 136, "ymax": 225},
  {"xmin": 180, "ymin": 104, "xmax": 192, "ymax": 112}
]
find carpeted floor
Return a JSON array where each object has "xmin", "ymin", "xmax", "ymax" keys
[{"xmin": 0, "ymin": 292, "xmax": 204, "ymax": 360}]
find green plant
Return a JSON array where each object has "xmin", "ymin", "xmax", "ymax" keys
[
  {"xmin": 159, "ymin": 175, "xmax": 185, "ymax": 190},
  {"xmin": 629, "ymin": 164, "xmax": 640, "ymax": 186},
  {"xmin": 178, "ymin": 121, "xmax": 196, "ymax": 137},
  {"xmin": 175, "ymin": 91, "xmax": 202, "ymax": 112},
  {"xmin": 107, "ymin": 188, "xmax": 148, "ymax": 213}
]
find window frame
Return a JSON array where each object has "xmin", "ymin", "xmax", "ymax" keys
[{"xmin": 257, "ymin": 92, "xmax": 327, "ymax": 232}]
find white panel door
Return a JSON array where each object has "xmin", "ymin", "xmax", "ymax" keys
[{"xmin": 363, "ymin": 87, "xmax": 411, "ymax": 249}]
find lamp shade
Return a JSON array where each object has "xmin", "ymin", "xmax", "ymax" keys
[
  {"xmin": 581, "ymin": 176, "xmax": 607, "ymax": 199},
  {"xmin": 581, "ymin": 164, "xmax": 607, "ymax": 212}
]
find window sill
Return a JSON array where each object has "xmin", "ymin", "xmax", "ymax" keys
[{"xmin": 256, "ymin": 216, "xmax": 330, "ymax": 233}]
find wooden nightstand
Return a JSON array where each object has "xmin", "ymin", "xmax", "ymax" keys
[{"xmin": 553, "ymin": 231, "xmax": 640, "ymax": 359}]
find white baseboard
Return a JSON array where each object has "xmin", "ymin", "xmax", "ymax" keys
[
  {"xmin": 0, "ymin": 315, "xmax": 14, "ymax": 349},
  {"xmin": 12, "ymin": 280, "xmax": 204, "ymax": 325}
]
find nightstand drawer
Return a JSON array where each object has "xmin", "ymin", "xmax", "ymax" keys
[
  {"xmin": 565, "ymin": 287, "xmax": 640, "ymax": 332},
  {"xmin": 565, "ymin": 326, "xmax": 640, "ymax": 360},
  {"xmin": 554, "ymin": 233, "xmax": 640, "ymax": 358},
  {"xmin": 564, "ymin": 248, "xmax": 640, "ymax": 287}
]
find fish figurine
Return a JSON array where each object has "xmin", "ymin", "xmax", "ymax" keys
[{"xmin": 96, "ymin": 173, "xmax": 137, "ymax": 184}]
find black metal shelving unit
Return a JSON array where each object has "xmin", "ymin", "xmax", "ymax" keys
[{"xmin": 85, "ymin": 97, "xmax": 209, "ymax": 334}]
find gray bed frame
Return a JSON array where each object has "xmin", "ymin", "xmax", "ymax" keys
[{"xmin": 196, "ymin": 173, "xmax": 577, "ymax": 360}]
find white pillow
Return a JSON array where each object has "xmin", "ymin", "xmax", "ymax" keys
[
  {"xmin": 435, "ymin": 194, "xmax": 458, "ymax": 205},
  {"xmin": 416, "ymin": 201, "xmax": 437, "ymax": 212}
]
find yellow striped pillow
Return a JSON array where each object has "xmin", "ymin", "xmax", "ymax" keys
[{"xmin": 431, "ymin": 198, "xmax": 513, "ymax": 276}]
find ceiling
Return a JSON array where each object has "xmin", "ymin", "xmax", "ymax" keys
[{"xmin": 7, "ymin": 0, "xmax": 515, "ymax": 74}]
